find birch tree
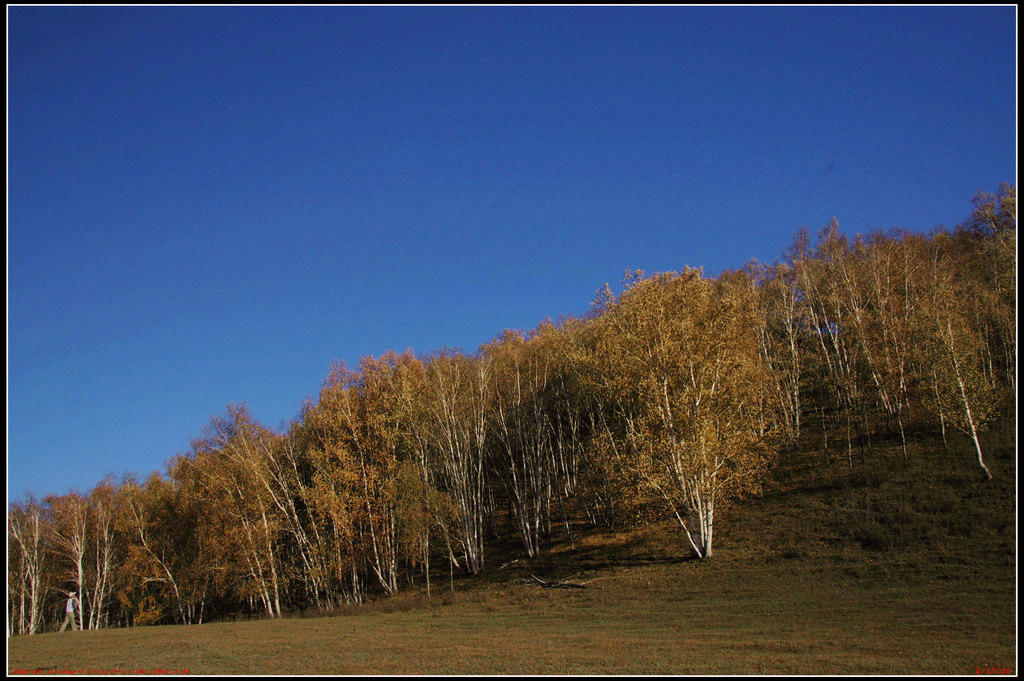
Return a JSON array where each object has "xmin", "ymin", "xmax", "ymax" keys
[
  {"xmin": 189, "ymin": 407, "xmax": 289, "ymax": 617},
  {"xmin": 920, "ymin": 233, "xmax": 1000, "ymax": 480},
  {"xmin": 422, "ymin": 350, "xmax": 491, "ymax": 574},
  {"xmin": 85, "ymin": 479, "xmax": 122, "ymax": 629},
  {"xmin": 745, "ymin": 261, "xmax": 803, "ymax": 446},
  {"xmin": 8, "ymin": 497, "xmax": 49, "ymax": 634},
  {"xmin": 834, "ymin": 231, "xmax": 922, "ymax": 461},
  {"xmin": 120, "ymin": 472, "xmax": 209, "ymax": 625},
  {"xmin": 791, "ymin": 222, "xmax": 870, "ymax": 468},
  {"xmin": 594, "ymin": 268, "xmax": 775, "ymax": 558},
  {"xmin": 485, "ymin": 329, "xmax": 557, "ymax": 557},
  {"xmin": 956, "ymin": 184, "xmax": 1016, "ymax": 393},
  {"xmin": 45, "ymin": 492, "xmax": 89, "ymax": 629},
  {"xmin": 300, "ymin": 418, "xmax": 367, "ymax": 605},
  {"xmin": 302, "ymin": 353, "xmax": 422, "ymax": 596}
]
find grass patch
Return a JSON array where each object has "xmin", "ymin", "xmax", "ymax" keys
[{"xmin": 9, "ymin": 436, "xmax": 1015, "ymax": 675}]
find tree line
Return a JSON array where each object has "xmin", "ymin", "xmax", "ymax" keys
[{"xmin": 8, "ymin": 184, "xmax": 1015, "ymax": 634}]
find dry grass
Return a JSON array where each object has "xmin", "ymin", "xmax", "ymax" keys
[{"xmin": 8, "ymin": 434, "xmax": 1016, "ymax": 675}]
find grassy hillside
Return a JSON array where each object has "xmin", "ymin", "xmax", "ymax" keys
[{"xmin": 8, "ymin": 429, "xmax": 1016, "ymax": 675}]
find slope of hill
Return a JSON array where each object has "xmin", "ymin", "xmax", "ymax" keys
[{"xmin": 9, "ymin": 423, "xmax": 1015, "ymax": 675}]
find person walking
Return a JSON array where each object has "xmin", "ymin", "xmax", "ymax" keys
[{"xmin": 59, "ymin": 591, "xmax": 80, "ymax": 632}]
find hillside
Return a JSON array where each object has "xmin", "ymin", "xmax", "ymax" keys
[
  {"xmin": 9, "ymin": 423, "xmax": 1015, "ymax": 675},
  {"xmin": 10, "ymin": 197, "xmax": 1016, "ymax": 639}
]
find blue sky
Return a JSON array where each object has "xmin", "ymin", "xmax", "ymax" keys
[{"xmin": 8, "ymin": 6, "xmax": 1016, "ymax": 501}]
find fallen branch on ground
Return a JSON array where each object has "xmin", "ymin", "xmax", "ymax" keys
[{"xmin": 530, "ymin": 574, "xmax": 597, "ymax": 589}]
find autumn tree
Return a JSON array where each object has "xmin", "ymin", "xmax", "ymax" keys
[
  {"xmin": 557, "ymin": 314, "xmax": 629, "ymax": 528},
  {"xmin": 119, "ymin": 472, "xmax": 209, "ymax": 625},
  {"xmin": 790, "ymin": 221, "xmax": 872, "ymax": 468},
  {"xmin": 299, "ymin": 407, "xmax": 369, "ymax": 605},
  {"xmin": 825, "ymin": 230, "xmax": 925, "ymax": 461},
  {"xmin": 592, "ymin": 268, "xmax": 776, "ymax": 558},
  {"xmin": 386, "ymin": 355, "xmax": 457, "ymax": 595},
  {"xmin": 350, "ymin": 352, "xmax": 426, "ymax": 594},
  {"xmin": 918, "ymin": 232, "xmax": 1001, "ymax": 480},
  {"xmin": 300, "ymin": 352, "xmax": 427, "ymax": 597},
  {"xmin": 956, "ymin": 184, "xmax": 1016, "ymax": 394},
  {"xmin": 484, "ymin": 328, "xmax": 558, "ymax": 557},
  {"xmin": 260, "ymin": 428, "xmax": 331, "ymax": 611},
  {"xmin": 8, "ymin": 497, "xmax": 49, "ymax": 634},
  {"xmin": 421, "ymin": 350, "xmax": 491, "ymax": 574},
  {"xmin": 188, "ymin": 406, "xmax": 292, "ymax": 617},
  {"xmin": 45, "ymin": 492, "xmax": 90, "ymax": 629},
  {"xmin": 532, "ymin": 319, "xmax": 592, "ymax": 541},
  {"xmin": 84, "ymin": 478, "xmax": 123, "ymax": 629},
  {"xmin": 745, "ymin": 261, "xmax": 803, "ymax": 447}
]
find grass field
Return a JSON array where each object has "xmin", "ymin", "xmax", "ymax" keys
[{"xmin": 8, "ymin": 435, "xmax": 1016, "ymax": 675}]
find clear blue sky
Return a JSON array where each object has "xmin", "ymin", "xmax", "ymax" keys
[{"xmin": 8, "ymin": 6, "xmax": 1016, "ymax": 501}]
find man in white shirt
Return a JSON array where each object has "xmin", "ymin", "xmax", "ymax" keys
[{"xmin": 59, "ymin": 591, "xmax": 80, "ymax": 632}]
